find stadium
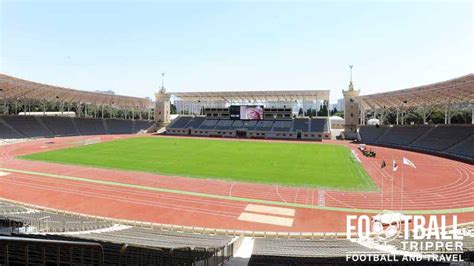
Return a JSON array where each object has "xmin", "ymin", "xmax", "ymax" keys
[
  {"xmin": 0, "ymin": 70, "xmax": 472, "ymax": 265},
  {"xmin": 1, "ymin": 1, "xmax": 473, "ymax": 265}
]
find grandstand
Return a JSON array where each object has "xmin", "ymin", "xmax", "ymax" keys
[
  {"xmin": 0, "ymin": 200, "xmax": 236, "ymax": 265},
  {"xmin": 167, "ymin": 116, "xmax": 330, "ymax": 140},
  {"xmin": 0, "ymin": 116, "xmax": 154, "ymax": 140},
  {"xmin": 357, "ymin": 74, "xmax": 474, "ymax": 163},
  {"xmin": 1, "ymin": 200, "xmax": 472, "ymax": 265},
  {"xmin": 359, "ymin": 125, "xmax": 473, "ymax": 163},
  {"xmin": 162, "ymin": 90, "xmax": 331, "ymax": 140},
  {"xmin": 0, "ymin": 73, "xmax": 155, "ymax": 140}
]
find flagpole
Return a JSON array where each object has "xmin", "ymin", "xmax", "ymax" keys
[
  {"xmin": 381, "ymin": 158, "xmax": 384, "ymax": 211},
  {"xmin": 391, "ymin": 157, "xmax": 394, "ymax": 211},
  {"xmin": 391, "ymin": 169, "xmax": 394, "ymax": 210},
  {"xmin": 401, "ymin": 157, "xmax": 404, "ymax": 211}
]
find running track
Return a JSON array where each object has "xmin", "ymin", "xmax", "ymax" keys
[{"xmin": 0, "ymin": 135, "xmax": 472, "ymax": 232}]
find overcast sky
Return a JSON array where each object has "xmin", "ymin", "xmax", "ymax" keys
[{"xmin": 1, "ymin": 0, "xmax": 472, "ymax": 103}]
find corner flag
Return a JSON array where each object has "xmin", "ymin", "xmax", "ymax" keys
[
  {"xmin": 403, "ymin": 157, "xmax": 416, "ymax": 169},
  {"xmin": 392, "ymin": 159, "xmax": 398, "ymax": 172}
]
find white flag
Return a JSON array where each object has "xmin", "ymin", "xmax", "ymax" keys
[
  {"xmin": 392, "ymin": 159, "xmax": 398, "ymax": 172},
  {"xmin": 403, "ymin": 157, "xmax": 416, "ymax": 169}
]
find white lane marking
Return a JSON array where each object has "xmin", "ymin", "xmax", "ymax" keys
[
  {"xmin": 238, "ymin": 212, "xmax": 294, "ymax": 227},
  {"xmin": 245, "ymin": 204, "xmax": 295, "ymax": 217}
]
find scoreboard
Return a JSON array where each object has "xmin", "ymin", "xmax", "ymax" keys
[{"xmin": 229, "ymin": 105, "xmax": 264, "ymax": 120}]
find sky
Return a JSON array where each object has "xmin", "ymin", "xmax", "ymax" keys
[{"xmin": 1, "ymin": 0, "xmax": 472, "ymax": 103}]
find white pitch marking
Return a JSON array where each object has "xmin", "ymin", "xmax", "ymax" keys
[
  {"xmin": 245, "ymin": 204, "xmax": 295, "ymax": 217},
  {"xmin": 0, "ymin": 171, "xmax": 10, "ymax": 176},
  {"xmin": 238, "ymin": 212, "xmax": 294, "ymax": 227}
]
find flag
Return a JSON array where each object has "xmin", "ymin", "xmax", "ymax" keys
[
  {"xmin": 381, "ymin": 160, "xmax": 386, "ymax": 168},
  {"xmin": 392, "ymin": 159, "xmax": 398, "ymax": 172},
  {"xmin": 403, "ymin": 157, "xmax": 416, "ymax": 169}
]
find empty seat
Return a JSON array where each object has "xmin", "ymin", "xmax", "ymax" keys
[
  {"xmin": 412, "ymin": 126, "xmax": 472, "ymax": 151},
  {"xmin": 214, "ymin": 119, "xmax": 234, "ymax": 130},
  {"xmin": 106, "ymin": 119, "xmax": 134, "ymax": 134},
  {"xmin": 185, "ymin": 117, "xmax": 206, "ymax": 129},
  {"xmin": 133, "ymin": 120, "xmax": 154, "ymax": 133},
  {"xmin": 272, "ymin": 120, "xmax": 292, "ymax": 132},
  {"xmin": 198, "ymin": 119, "xmax": 219, "ymax": 129},
  {"xmin": 378, "ymin": 126, "xmax": 429, "ymax": 146},
  {"xmin": 41, "ymin": 116, "xmax": 79, "ymax": 136},
  {"xmin": 310, "ymin": 118, "xmax": 328, "ymax": 132},
  {"xmin": 359, "ymin": 126, "xmax": 390, "ymax": 143},
  {"xmin": 292, "ymin": 119, "xmax": 310, "ymax": 132},
  {"xmin": 255, "ymin": 120, "xmax": 274, "ymax": 131},
  {"xmin": 0, "ymin": 118, "xmax": 25, "ymax": 139},
  {"xmin": 2, "ymin": 116, "xmax": 52, "ymax": 138},
  {"xmin": 167, "ymin": 116, "xmax": 193, "ymax": 129},
  {"xmin": 74, "ymin": 118, "xmax": 106, "ymax": 135}
]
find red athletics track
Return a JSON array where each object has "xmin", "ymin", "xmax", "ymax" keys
[{"xmin": 0, "ymin": 135, "xmax": 472, "ymax": 232}]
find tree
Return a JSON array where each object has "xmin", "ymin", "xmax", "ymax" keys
[
  {"xmin": 317, "ymin": 103, "xmax": 328, "ymax": 116},
  {"xmin": 170, "ymin": 104, "xmax": 177, "ymax": 114}
]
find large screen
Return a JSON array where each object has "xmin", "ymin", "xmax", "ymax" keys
[{"xmin": 230, "ymin": 105, "xmax": 264, "ymax": 120}]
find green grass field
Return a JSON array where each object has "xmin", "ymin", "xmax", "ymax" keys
[{"xmin": 20, "ymin": 137, "xmax": 376, "ymax": 190}]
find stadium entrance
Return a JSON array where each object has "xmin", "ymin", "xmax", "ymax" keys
[{"xmin": 236, "ymin": 130, "xmax": 247, "ymax": 138}]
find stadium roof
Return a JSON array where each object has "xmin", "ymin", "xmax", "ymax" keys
[
  {"xmin": 171, "ymin": 90, "xmax": 330, "ymax": 102},
  {"xmin": 0, "ymin": 73, "xmax": 154, "ymax": 109},
  {"xmin": 358, "ymin": 74, "xmax": 474, "ymax": 111}
]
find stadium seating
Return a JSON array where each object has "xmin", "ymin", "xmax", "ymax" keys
[
  {"xmin": 214, "ymin": 119, "xmax": 234, "ymax": 130},
  {"xmin": 0, "ymin": 200, "xmax": 235, "ymax": 265},
  {"xmin": 185, "ymin": 116, "xmax": 206, "ymax": 129},
  {"xmin": 446, "ymin": 135, "xmax": 474, "ymax": 159},
  {"xmin": 241, "ymin": 120, "xmax": 258, "ymax": 130},
  {"xmin": 0, "ymin": 201, "xmax": 113, "ymax": 233},
  {"xmin": 310, "ymin": 118, "xmax": 329, "ymax": 133},
  {"xmin": 198, "ymin": 118, "xmax": 219, "ymax": 130},
  {"xmin": 292, "ymin": 118, "xmax": 310, "ymax": 132},
  {"xmin": 74, "ymin": 118, "xmax": 107, "ymax": 135},
  {"xmin": 377, "ymin": 126, "xmax": 429, "ymax": 146},
  {"xmin": 248, "ymin": 238, "xmax": 378, "ymax": 265},
  {"xmin": 0, "ymin": 202, "xmax": 27, "ymax": 214},
  {"xmin": 254, "ymin": 120, "xmax": 274, "ymax": 131},
  {"xmin": 167, "ymin": 115, "xmax": 193, "ymax": 129},
  {"xmin": 166, "ymin": 116, "xmax": 330, "ymax": 140},
  {"xmin": 1, "ymin": 116, "xmax": 53, "ymax": 138},
  {"xmin": 0, "ymin": 236, "xmax": 104, "ymax": 265},
  {"xmin": 358, "ymin": 126, "xmax": 390, "ymax": 143},
  {"xmin": 359, "ymin": 125, "xmax": 474, "ymax": 163},
  {"xmin": 132, "ymin": 120, "xmax": 154, "ymax": 133},
  {"xmin": 0, "ymin": 119, "xmax": 24, "ymax": 139},
  {"xmin": 0, "ymin": 115, "xmax": 154, "ymax": 139},
  {"xmin": 75, "ymin": 227, "xmax": 233, "ymax": 250},
  {"xmin": 249, "ymin": 236, "xmax": 474, "ymax": 265},
  {"xmin": 272, "ymin": 120, "xmax": 292, "ymax": 132},
  {"xmin": 106, "ymin": 119, "xmax": 134, "ymax": 134},
  {"xmin": 41, "ymin": 116, "xmax": 80, "ymax": 136},
  {"xmin": 411, "ymin": 125, "xmax": 472, "ymax": 151}
]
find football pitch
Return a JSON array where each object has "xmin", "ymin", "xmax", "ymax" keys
[{"xmin": 21, "ymin": 137, "xmax": 376, "ymax": 190}]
